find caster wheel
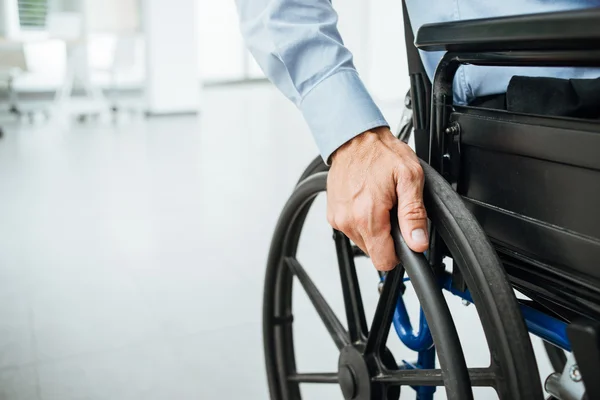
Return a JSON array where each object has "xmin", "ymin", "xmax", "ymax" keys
[{"xmin": 263, "ymin": 158, "xmax": 544, "ymax": 400}]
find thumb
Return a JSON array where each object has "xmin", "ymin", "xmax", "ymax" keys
[{"xmin": 396, "ymin": 173, "xmax": 428, "ymax": 253}]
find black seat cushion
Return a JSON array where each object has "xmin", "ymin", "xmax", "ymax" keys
[
  {"xmin": 470, "ymin": 76, "xmax": 600, "ymax": 120},
  {"xmin": 507, "ymin": 76, "xmax": 600, "ymax": 119}
]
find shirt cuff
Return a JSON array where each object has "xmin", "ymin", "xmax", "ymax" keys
[{"xmin": 299, "ymin": 69, "xmax": 389, "ymax": 164}]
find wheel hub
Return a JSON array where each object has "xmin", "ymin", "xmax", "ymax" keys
[
  {"xmin": 338, "ymin": 365, "xmax": 357, "ymax": 399},
  {"xmin": 338, "ymin": 346, "xmax": 370, "ymax": 400},
  {"xmin": 337, "ymin": 345, "xmax": 400, "ymax": 400}
]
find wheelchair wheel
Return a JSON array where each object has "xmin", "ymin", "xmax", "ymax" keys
[{"xmin": 264, "ymin": 160, "xmax": 543, "ymax": 400}]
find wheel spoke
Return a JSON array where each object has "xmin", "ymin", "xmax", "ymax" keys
[
  {"xmin": 288, "ymin": 373, "xmax": 339, "ymax": 384},
  {"xmin": 364, "ymin": 265, "xmax": 405, "ymax": 355},
  {"xmin": 333, "ymin": 231, "xmax": 369, "ymax": 343},
  {"xmin": 374, "ymin": 367, "xmax": 496, "ymax": 387},
  {"xmin": 284, "ymin": 257, "xmax": 350, "ymax": 350}
]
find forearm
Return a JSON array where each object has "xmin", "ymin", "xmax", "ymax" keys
[{"xmin": 235, "ymin": 0, "xmax": 388, "ymax": 162}]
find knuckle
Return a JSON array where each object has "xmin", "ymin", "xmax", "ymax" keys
[
  {"xmin": 337, "ymin": 214, "xmax": 353, "ymax": 232},
  {"xmin": 400, "ymin": 201, "xmax": 428, "ymax": 221},
  {"xmin": 397, "ymin": 162, "xmax": 424, "ymax": 184}
]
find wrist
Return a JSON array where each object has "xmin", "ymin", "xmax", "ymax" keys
[{"xmin": 330, "ymin": 126, "xmax": 392, "ymax": 164}]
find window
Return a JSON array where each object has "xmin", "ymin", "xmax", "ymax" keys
[{"xmin": 17, "ymin": 0, "xmax": 48, "ymax": 30}]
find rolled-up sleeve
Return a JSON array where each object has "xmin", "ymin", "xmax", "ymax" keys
[{"xmin": 235, "ymin": 0, "xmax": 388, "ymax": 162}]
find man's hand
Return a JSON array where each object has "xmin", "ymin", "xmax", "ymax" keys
[{"xmin": 327, "ymin": 127, "xmax": 428, "ymax": 271}]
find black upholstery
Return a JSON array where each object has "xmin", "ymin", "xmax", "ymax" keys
[
  {"xmin": 415, "ymin": 9, "xmax": 600, "ymax": 52},
  {"xmin": 451, "ymin": 106, "xmax": 600, "ymax": 316}
]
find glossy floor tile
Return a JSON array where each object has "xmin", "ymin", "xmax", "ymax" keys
[{"xmin": 0, "ymin": 83, "xmax": 551, "ymax": 399}]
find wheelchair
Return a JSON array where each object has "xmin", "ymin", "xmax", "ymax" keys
[{"xmin": 263, "ymin": 6, "xmax": 600, "ymax": 400}]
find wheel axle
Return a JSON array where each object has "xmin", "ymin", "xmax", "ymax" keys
[{"xmin": 337, "ymin": 345, "xmax": 400, "ymax": 400}]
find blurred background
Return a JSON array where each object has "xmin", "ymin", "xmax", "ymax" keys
[{"xmin": 0, "ymin": 1, "xmax": 552, "ymax": 399}]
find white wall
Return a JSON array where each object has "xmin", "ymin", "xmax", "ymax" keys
[
  {"xmin": 335, "ymin": 0, "xmax": 410, "ymax": 103},
  {"xmin": 197, "ymin": 1, "xmax": 244, "ymax": 81},
  {"xmin": 0, "ymin": 0, "xmax": 6, "ymax": 35},
  {"xmin": 1, "ymin": 0, "xmax": 20, "ymax": 37},
  {"xmin": 84, "ymin": 0, "xmax": 139, "ymax": 34},
  {"xmin": 144, "ymin": 0, "xmax": 200, "ymax": 114},
  {"xmin": 364, "ymin": 0, "xmax": 410, "ymax": 104},
  {"xmin": 334, "ymin": 0, "xmax": 371, "ymax": 82}
]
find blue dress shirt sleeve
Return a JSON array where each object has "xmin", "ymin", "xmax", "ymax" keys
[{"xmin": 235, "ymin": 0, "xmax": 389, "ymax": 162}]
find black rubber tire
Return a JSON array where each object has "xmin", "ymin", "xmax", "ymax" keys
[
  {"xmin": 297, "ymin": 156, "xmax": 327, "ymax": 184},
  {"xmin": 419, "ymin": 161, "xmax": 543, "ymax": 399},
  {"xmin": 264, "ymin": 160, "xmax": 544, "ymax": 399}
]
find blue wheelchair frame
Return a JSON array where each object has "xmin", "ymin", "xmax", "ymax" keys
[{"xmin": 385, "ymin": 271, "xmax": 569, "ymax": 400}]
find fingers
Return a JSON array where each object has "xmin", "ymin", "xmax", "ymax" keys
[
  {"xmin": 345, "ymin": 230, "xmax": 367, "ymax": 258},
  {"xmin": 328, "ymin": 203, "xmax": 399, "ymax": 272},
  {"xmin": 396, "ymin": 162, "xmax": 429, "ymax": 253},
  {"xmin": 362, "ymin": 218, "xmax": 398, "ymax": 271},
  {"xmin": 326, "ymin": 128, "xmax": 428, "ymax": 272},
  {"xmin": 328, "ymin": 204, "xmax": 366, "ymax": 256}
]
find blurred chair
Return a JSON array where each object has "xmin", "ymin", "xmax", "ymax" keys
[
  {"xmin": 47, "ymin": 11, "xmax": 110, "ymax": 120},
  {"xmin": 107, "ymin": 34, "xmax": 145, "ymax": 116},
  {"xmin": 0, "ymin": 40, "xmax": 27, "ymax": 118},
  {"xmin": 87, "ymin": 33, "xmax": 146, "ymax": 118},
  {"xmin": 11, "ymin": 39, "xmax": 68, "ymax": 121}
]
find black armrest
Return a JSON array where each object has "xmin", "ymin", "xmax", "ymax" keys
[{"xmin": 415, "ymin": 9, "xmax": 600, "ymax": 52}]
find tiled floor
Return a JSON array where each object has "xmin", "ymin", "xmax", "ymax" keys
[{"xmin": 0, "ymin": 84, "xmax": 552, "ymax": 399}]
